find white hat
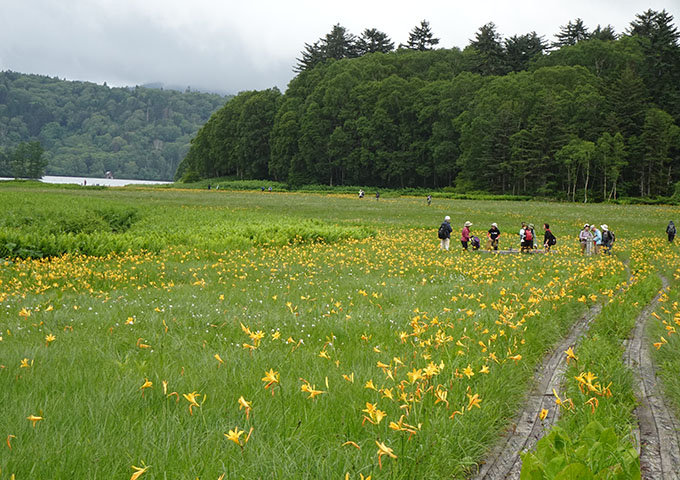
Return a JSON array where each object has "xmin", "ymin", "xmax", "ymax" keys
[
  {"xmin": 584, "ymin": 223, "xmax": 590, "ymax": 228},
  {"xmin": 444, "ymin": 216, "xmax": 450, "ymax": 221},
  {"xmin": 491, "ymin": 223, "xmax": 497, "ymax": 227},
  {"xmin": 464, "ymin": 221, "xmax": 472, "ymax": 227},
  {"xmin": 601, "ymin": 224, "xmax": 608, "ymax": 231}
]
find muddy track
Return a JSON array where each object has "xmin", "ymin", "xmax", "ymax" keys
[
  {"xmin": 624, "ymin": 275, "xmax": 680, "ymax": 479},
  {"xmin": 471, "ymin": 302, "xmax": 603, "ymax": 480}
]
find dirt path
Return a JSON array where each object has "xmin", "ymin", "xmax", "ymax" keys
[
  {"xmin": 624, "ymin": 276, "xmax": 680, "ymax": 479},
  {"xmin": 471, "ymin": 302, "xmax": 603, "ymax": 480}
]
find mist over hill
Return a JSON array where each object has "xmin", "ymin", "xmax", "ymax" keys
[{"xmin": 0, "ymin": 71, "xmax": 230, "ymax": 180}]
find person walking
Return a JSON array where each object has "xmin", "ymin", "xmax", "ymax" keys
[
  {"xmin": 427, "ymin": 195, "xmax": 432, "ymax": 206},
  {"xmin": 519, "ymin": 222, "xmax": 527, "ymax": 252},
  {"xmin": 438, "ymin": 216, "xmax": 453, "ymax": 251},
  {"xmin": 487, "ymin": 223, "xmax": 501, "ymax": 250},
  {"xmin": 520, "ymin": 222, "xmax": 534, "ymax": 253},
  {"xmin": 591, "ymin": 225, "xmax": 602, "ymax": 255},
  {"xmin": 543, "ymin": 223, "xmax": 556, "ymax": 252},
  {"xmin": 528, "ymin": 223, "xmax": 537, "ymax": 249},
  {"xmin": 601, "ymin": 224, "xmax": 615, "ymax": 254},
  {"xmin": 579, "ymin": 224, "xmax": 593, "ymax": 255},
  {"xmin": 667, "ymin": 221, "xmax": 676, "ymax": 243},
  {"xmin": 461, "ymin": 221, "xmax": 472, "ymax": 250}
]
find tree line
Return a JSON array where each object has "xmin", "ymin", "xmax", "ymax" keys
[
  {"xmin": 178, "ymin": 10, "xmax": 680, "ymax": 201},
  {"xmin": 0, "ymin": 72, "xmax": 228, "ymax": 180},
  {"xmin": 0, "ymin": 141, "xmax": 47, "ymax": 179}
]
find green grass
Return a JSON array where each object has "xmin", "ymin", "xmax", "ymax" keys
[{"xmin": 0, "ymin": 183, "xmax": 678, "ymax": 479}]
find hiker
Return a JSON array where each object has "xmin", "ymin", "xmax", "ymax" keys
[
  {"xmin": 438, "ymin": 216, "xmax": 453, "ymax": 251},
  {"xmin": 427, "ymin": 195, "xmax": 432, "ymax": 206},
  {"xmin": 591, "ymin": 225, "xmax": 602, "ymax": 255},
  {"xmin": 520, "ymin": 222, "xmax": 533, "ymax": 253},
  {"xmin": 375, "ymin": 191, "xmax": 380, "ymax": 201},
  {"xmin": 579, "ymin": 224, "xmax": 593, "ymax": 255},
  {"xmin": 487, "ymin": 223, "xmax": 501, "ymax": 250},
  {"xmin": 461, "ymin": 221, "xmax": 472, "ymax": 250},
  {"xmin": 667, "ymin": 221, "xmax": 676, "ymax": 243},
  {"xmin": 528, "ymin": 224, "xmax": 537, "ymax": 249},
  {"xmin": 601, "ymin": 224, "xmax": 615, "ymax": 255},
  {"xmin": 359, "ymin": 189, "xmax": 364, "ymax": 199},
  {"xmin": 471, "ymin": 236, "xmax": 481, "ymax": 250},
  {"xmin": 543, "ymin": 223, "xmax": 557, "ymax": 252}
]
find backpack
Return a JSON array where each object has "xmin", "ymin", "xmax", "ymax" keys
[
  {"xmin": 524, "ymin": 229, "xmax": 533, "ymax": 242},
  {"xmin": 669, "ymin": 224, "xmax": 677, "ymax": 235},
  {"xmin": 548, "ymin": 232, "xmax": 557, "ymax": 246},
  {"xmin": 438, "ymin": 224, "xmax": 448, "ymax": 239}
]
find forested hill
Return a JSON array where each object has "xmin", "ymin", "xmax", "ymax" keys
[
  {"xmin": 179, "ymin": 11, "xmax": 680, "ymax": 201},
  {"xmin": 0, "ymin": 72, "xmax": 229, "ymax": 180}
]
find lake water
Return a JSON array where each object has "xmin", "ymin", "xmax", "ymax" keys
[{"xmin": 0, "ymin": 175, "xmax": 172, "ymax": 187}]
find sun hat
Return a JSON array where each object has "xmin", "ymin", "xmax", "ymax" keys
[
  {"xmin": 464, "ymin": 221, "xmax": 472, "ymax": 227},
  {"xmin": 528, "ymin": 223, "xmax": 534, "ymax": 229},
  {"xmin": 444, "ymin": 216, "xmax": 450, "ymax": 221},
  {"xmin": 601, "ymin": 224, "xmax": 608, "ymax": 231},
  {"xmin": 583, "ymin": 223, "xmax": 590, "ymax": 228},
  {"xmin": 491, "ymin": 222, "xmax": 497, "ymax": 227}
]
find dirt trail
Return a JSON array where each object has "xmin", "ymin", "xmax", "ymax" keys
[
  {"xmin": 624, "ymin": 276, "xmax": 680, "ymax": 479},
  {"xmin": 471, "ymin": 302, "xmax": 603, "ymax": 480}
]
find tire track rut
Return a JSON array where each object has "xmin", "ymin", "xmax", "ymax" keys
[
  {"xmin": 624, "ymin": 276, "xmax": 680, "ymax": 479},
  {"xmin": 472, "ymin": 302, "xmax": 603, "ymax": 480}
]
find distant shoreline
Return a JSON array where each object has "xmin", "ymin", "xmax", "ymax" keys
[{"xmin": 0, "ymin": 175, "xmax": 171, "ymax": 187}]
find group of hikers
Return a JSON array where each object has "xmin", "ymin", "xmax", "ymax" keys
[
  {"xmin": 577, "ymin": 223, "xmax": 616, "ymax": 255},
  {"xmin": 438, "ymin": 217, "xmax": 614, "ymax": 255}
]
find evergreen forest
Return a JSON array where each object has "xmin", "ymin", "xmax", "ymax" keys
[
  {"xmin": 0, "ymin": 72, "xmax": 228, "ymax": 180},
  {"xmin": 178, "ymin": 11, "xmax": 680, "ymax": 201}
]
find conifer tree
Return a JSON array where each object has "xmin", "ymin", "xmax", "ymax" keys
[{"xmin": 402, "ymin": 20, "xmax": 440, "ymax": 51}]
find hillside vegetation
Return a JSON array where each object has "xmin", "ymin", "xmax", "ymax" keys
[
  {"xmin": 0, "ymin": 71, "xmax": 229, "ymax": 180},
  {"xmin": 178, "ymin": 10, "xmax": 680, "ymax": 201}
]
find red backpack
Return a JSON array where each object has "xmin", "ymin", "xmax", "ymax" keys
[{"xmin": 525, "ymin": 229, "xmax": 533, "ymax": 241}]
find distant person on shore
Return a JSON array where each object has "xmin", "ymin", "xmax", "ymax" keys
[
  {"xmin": 427, "ymin": 195, "xmax": 432, "ymax": 206},
  {"xmin": 208, "ymin": 183, "xmax": 211, "ymax": 190},
  {"xmin": 543, "ymin": 223, "xmax": 556, "ymax": 252},
  {"xmin": 579, "ymin": 224, "xmax": 593, "ymax": 255},
  {"xmin": 438, "ymin": 216, "xmax": 453, "ymax": 251},
  {"xmin": 359, "ymin": 189, "xmax": 364, "ymax": 199},
  {"xmin": 601, "ymin": 224, "xmax": 615, "ymax": 254},
  {"xmin": 83, "ymin": 179, "xmax": 87, "ymax": 186},
  {"xmin": 461, "ymin": 221, "xmax": 472, "ymax": 250},
  {"xmin": 268, "ymin": 186, "xmax": 272, "ymax": 192},
  {"xmin": 487, "ymin": 223, "xmax": 501, "ymax": 250},
  {"xmin": 375, "ymin": 191, "xmax": 380, "ymax": 201},
  {"xmin": 667, "ymin": 221, "xmax": 676, "ymax": 243}
]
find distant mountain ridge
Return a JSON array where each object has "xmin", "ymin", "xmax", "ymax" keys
[
  {"xmin": 141, "ymin": 82, "xmax": 232, "ymax": 96},
  {"xmin": 0, "ymin": 71, "xmax": 231, "ymax": 180}
]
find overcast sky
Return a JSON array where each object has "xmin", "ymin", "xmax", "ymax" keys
[{"xmin": 1, "ymin": 0, "xmax": 678, "ymax": 95}]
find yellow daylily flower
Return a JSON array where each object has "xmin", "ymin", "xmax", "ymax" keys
[
  {"xmin": 238, "ymin": 396, "xmax": 252, "ymax": 419},
  {"xmin": 467, "ymin": 393, "xmax": 482, "ymax": 410},
  {"xmin": 27, "ymin": 414, "xmax": 43, "ymax": 427},
  {"xmin": 130, "ymin": 464, "xmax": 149, "ymax": 480},
  {"xmin": 375, "ymin": 441, "xmax": 397, "ymax": 469},
  {"xmin": 140, "ymin": 378, "xmax": 153, "ymax": 396},
  {"xmin": 183, "ymin": 391, "xmax": 201, "ymax": 415}
]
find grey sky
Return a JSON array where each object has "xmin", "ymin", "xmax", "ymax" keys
[{"xmin": 1, "ymin": 0, "xmax": 678, "ymax": 95}]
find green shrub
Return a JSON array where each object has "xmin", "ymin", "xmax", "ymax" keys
[{"xmin": 521, "ymin": 421, "xmax": 639, "ymax": 479}]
